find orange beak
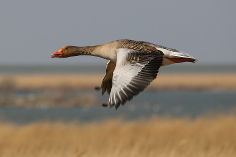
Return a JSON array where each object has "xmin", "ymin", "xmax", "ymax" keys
[{"xmin": 51, "ymin": 49, "xmax": 63, "ymax": 58}]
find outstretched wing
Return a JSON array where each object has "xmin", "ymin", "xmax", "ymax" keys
[
  {"xmin": 101, "ymin": 61, "xmax": 116, "ymax": 94},
  {"xmin": 108, "ymin": 48, "xmax": 163, "ymax": 109}
]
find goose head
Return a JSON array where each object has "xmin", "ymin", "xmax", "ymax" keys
[{"xmin": 51, "ymin": 46, "xmax": 80, "ymax": 58}]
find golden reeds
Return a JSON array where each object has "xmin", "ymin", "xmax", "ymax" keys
[
  {"xmin": 0, "ymin": 116, "xmax": 236, "ymax": 157},
  {"xmin": 1, "ymin": 74, "xmax": 236, "ymax": 90}
]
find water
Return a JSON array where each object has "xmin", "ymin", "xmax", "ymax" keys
[
  {"xmin": 0, "ymin": 91, "xmax": 235, "ymax": 124},
  {"xmin": 0, "ymin": 64, "xmax": 235, "ymax": 75},
  {"xmin": 0, "ymin": 64, "xmax": 235, "ymax": 124}
]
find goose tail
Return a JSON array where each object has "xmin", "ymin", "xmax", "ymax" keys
[{"xmin": 156, "ymin": 46, "xmax": 197, "ymax": 66}]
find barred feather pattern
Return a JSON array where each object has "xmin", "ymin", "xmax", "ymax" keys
[
  {"xmin": 100, "ymin": 39, "xmax": 163, "ymax": 95},
  {"xmin": 117, "ymin": 39, "xmax": 163, "ymax": 54},
  {"xmin": 108, "ymin": 48, "xmax": 163, "ymax": 109}
]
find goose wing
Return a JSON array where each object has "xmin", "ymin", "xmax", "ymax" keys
[
  {"xmin": 101, "ymin": 61, "xmax": 116, "ymax": 94},
  {"xmin": 108, "ymin": 48, "xmax": 163, "ymax": 109}
]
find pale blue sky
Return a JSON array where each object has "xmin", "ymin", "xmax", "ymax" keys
[{"xmin": 1, "ymin": 0, "xmax": 236, "ymax": 65}]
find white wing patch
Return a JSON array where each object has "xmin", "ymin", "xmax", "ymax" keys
[
  {"xmin": 108, "ymin": 48, "xmax": 163, "ymax": 109},
  {"xmin": 156, "ymin": 47, "xmax": 194, "ymax": 59}
]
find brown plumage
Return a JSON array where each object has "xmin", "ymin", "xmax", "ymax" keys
[
  {"xmin": 101, "ymin": 61, "xmax": 116, "ymax": 94},
  {"xmin": 117, "ymin": 40, "xmax": 162, "ymax": 54}
]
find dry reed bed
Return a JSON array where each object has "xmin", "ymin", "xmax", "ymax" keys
[
  {"xmin": 1, "ymin": 74, "xmax": 236, "ymax": 90},
  {"xmin": 0, "ymin": 116, "xmax": 236, "ymax": 157}
]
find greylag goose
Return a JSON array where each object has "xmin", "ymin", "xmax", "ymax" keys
[{"xmin": 51, "ymin": 39, "xmax": 197, "ymax": 109}]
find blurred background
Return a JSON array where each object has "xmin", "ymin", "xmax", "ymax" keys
[
  {"xmin": 0, "ymin": 1, "xmax": 236, "ymax": 156},
  {"xmin": 0, "ymin": 0, "xmax": 235, "ymax": 121}
]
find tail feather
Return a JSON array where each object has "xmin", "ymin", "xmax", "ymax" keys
[{"xmin": 155, "ymin": 47, "xmax": 197, "ymax": 65}]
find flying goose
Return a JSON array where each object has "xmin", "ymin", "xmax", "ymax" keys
[{"xmin": 51, "ymin": 39, "xmax": 197, "ymax": 109}]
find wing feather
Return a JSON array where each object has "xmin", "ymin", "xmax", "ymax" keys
[
  {"xmin": 101, "ymin": 61, "xmax": 116, "ymax": 94},
  {"xmin": 108, "ymin": 48, "xmax": 163, "ymax": 109}
]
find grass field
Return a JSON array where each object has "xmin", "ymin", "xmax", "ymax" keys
[{"xmin": 0, "ymin": 115, "xmax": 236, "ymax": 157}]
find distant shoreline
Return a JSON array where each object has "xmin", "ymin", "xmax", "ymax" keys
[
  {"xmin": 0, "ymin": 64, "xmax": 236, "ymax": 75},
  {"xmin": 1, "ymin": 73, "xmax": 236, "ymax": 91}
]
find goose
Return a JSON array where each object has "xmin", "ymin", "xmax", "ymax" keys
[{"xmin": 51, "ymin": 39, "xmax": 197, "ymax": 109}]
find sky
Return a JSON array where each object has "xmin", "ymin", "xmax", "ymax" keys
[{"xmin": 0, "ymin": 0, "xmax": 236, "ymax": 66}]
